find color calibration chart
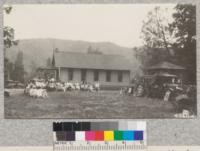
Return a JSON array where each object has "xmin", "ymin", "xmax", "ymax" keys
[{"xmin": 53, "ymin": 121, "xmax": 146, "ymax": 151}]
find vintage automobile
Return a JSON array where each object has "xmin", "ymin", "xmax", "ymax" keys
[
  {"xmin": 5, "ymin": 80, "xmax": 25, "ymax": 89},
  {"xmin": 139, "ymin": 73, "xmax": 180, "ymax": 97},
  {"xmin": 141, "ymin": 73, "xmax": 196, "ymax": 114}
]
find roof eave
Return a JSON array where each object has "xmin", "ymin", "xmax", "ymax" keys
[{"xmin": 54, "ymin": 65, "xmax": 130, "ymax": 71}]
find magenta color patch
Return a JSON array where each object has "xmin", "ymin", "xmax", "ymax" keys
[{"xmin": 85, "ymin": 131, "xmax": 95, "ymax": 141}]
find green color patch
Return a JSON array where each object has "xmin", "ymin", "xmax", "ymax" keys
[{"xmin": 114, "ymin": 131, "xmax": 124, "ymax": 140}]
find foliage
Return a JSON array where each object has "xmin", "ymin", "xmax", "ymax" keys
[
  {"xmin": 139, "ymin": 7, "xmax": 176, "ymax": 67},
  {"xmin": 4, "ymin": 6, "xmax": 24, "ymax": 82},
  {"xmin": 4, "ymin": 26, "xmax": 18, "ymax": 49},
  {"xmin": 3, "ymin": 6, "xmax": 18, "ymax": 49},
  {"xmin": 141, "ymin": 7, "xmax": 174, "ymax": 51},
  {"xmin": 171, "ymin": 4, "xmax": 196, "ymax": 83},
  {"xmin": 4, "ymin": 6, "xmax": 12, "ymax": 14},
  {"xmin": 138, "ymin": 4, "xmax": 196, "ymax": 84},
  {"xmin": 4, "ymin": 6, "xmax": 15, "ymax": 81},
  {"xmin": 133, "ymin": 46, "xmax": 169, "ymax": 67},
  {"xmin": 28, "ymin": 60, "xmax": 38, "ymax": 79},
  {"xmin": 46, "ymin": 57, "xmax": 52, "ymax": 67},
  {"xmin": 171, "ymin": 4, "xmax": 196, "ymax": 48},
  {"xmin": 11, "ymin": 51, "xmax": 26, "ymax": 82}
]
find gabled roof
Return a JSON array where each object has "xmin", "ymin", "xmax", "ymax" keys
[
  {"xmin": 146, "ymin": 61, "xmax": 185, "ymax": 70},
  {"xmin": 53, "ymin": 51, "xmax": 131, "ymax": 71}
]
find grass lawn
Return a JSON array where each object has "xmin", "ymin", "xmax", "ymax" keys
[{"xmin": 4, "ymin": 89, "xmax": 176, "ymax": 119}]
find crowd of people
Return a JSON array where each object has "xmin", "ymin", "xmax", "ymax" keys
[{"xmin": 24, "ymin": 78, "xmax": 101, "ymax": 98}]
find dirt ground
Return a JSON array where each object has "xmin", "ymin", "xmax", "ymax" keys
[{"xmin": 4, "ymin": 89, "xmax": 176, "ymax": 119}]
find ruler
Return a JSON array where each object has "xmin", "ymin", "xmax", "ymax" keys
[
  {"xmin": 1, "ymin": 146, "xmax": 200, "ymax": 151},
  {"xmin": 53, "ymin": 140, "xmax": 146, "ymax": 151}
]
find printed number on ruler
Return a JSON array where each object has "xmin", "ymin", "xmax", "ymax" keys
[{"xmin": 53, "ymin": 141, "xmax": 146, "ymax": 151}]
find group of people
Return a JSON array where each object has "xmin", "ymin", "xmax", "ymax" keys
[
  {"xmin": 24, "ymin": 79, "xmax": 48, "ymax": 98},
  {"xmin": 47, "ymin": 80, "xmax": 100, "ymax": 92},
  {"xmin": 24, "ymin": 78, "xmax": 101, "ymax": 99},
  {"xmin": 120, "ymin": 84, "xmax": 144, "ymax": 97}
]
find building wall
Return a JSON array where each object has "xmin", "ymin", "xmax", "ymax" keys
[
  {"xmin": 99, "ymin": 70, "xmax": 105, "ymax": 83},
  {"xmin": 60, "ymin": 68, "xmax": 68, "ymax": 82},
  {"xmin": 59, "ymin": 68, "xmax": 130, "ymax": 87},
  {"xmin": 86, "ymin": 69, "xmax": 93, "ymax": 83},
  {"xmin": 73, "ymin": 69, "xmax": 81, "ymax": 82}
]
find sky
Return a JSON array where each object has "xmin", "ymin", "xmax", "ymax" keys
[{"xmin": 4, "ymin": 4, "xmax": 176, "ymax": 47}]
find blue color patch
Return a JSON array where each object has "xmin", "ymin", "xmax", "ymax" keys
[
  {"xmin": 134, "ymin": 131, "xmax": 143, "ymax": 140},
  {"xmin": 123, "ymin": 131, "xmax": 134, "ymax": 140}
]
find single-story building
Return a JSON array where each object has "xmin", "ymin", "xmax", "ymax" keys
[
  {"xmin": 38, "ymin": 51, "xmax": 132, "ymax": 89},
  {"xmin": 144, "ymin": 61, "xmax": 186, "ymax": 82}
]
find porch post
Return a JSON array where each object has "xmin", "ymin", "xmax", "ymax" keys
[
  {"xmin": 54, "ymin": 69, "xmax": 57, "ymax": 80},
  {"xmin": 58, "ymin": 67, "xmax": 61, "ymax": 81}
]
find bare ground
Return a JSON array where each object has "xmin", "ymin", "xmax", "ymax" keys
[{"xmin": 4, "ymin": 89, "xmax": 176, "ymax": 119}]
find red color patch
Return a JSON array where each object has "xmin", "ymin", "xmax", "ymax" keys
[{"xmin": 95, "ymin": 131, "xmax": 104, "ymax": 141}]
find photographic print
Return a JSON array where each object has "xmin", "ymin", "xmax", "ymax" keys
[{"xmin": 3, "ymin": 4, "xmax": 196, "ymax": 119}]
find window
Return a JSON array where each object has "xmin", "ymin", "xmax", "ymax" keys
[
  {"xmin": 81, "ymin": 69, "xmax": 86, "ymax": 81},
  {"xmin": 106, "ymin": 71, "xmax": 111, "ymax": 82},
  {"xmin": 68, "ymin": 68, "xmax": 73, "ymax": 81},
  {"xmin": 94, "ymin": 70, "xmax": 99, "ymax": 81},
  {"xmin": 118, "ymin": 71, "xmax": 123, "ymax": 82}
]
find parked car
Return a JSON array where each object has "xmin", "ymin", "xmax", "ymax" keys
[{"xmin": 5, "ymin": 80, "xmax": 25, "ymax": 89}]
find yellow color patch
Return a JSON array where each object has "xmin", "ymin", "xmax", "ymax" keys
[{"xmin": 104, "ymin": 131, "xmax": 114, "ymax": 141}]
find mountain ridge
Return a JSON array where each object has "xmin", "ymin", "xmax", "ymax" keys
[{"xmin": 6, "ymin": 38, "xmax": 141, "ymax": 79}]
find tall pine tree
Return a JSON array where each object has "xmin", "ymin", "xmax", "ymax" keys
[{"xmin": 12, "ymin": 51, "xmax": 25, "ymax": 82}]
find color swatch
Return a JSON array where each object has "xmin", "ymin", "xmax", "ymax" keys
[
  {"xmin": 95, "ymin": 131, "xmax": 104, "ymax": 141},
  {"xmin": 104, "ymin": 131, "xmax": 114, "ymax": 141},
  {"xmin": 114, "ymin": 130, "xmax": 123, "ymax": 140},
  {"xmin": 53, "ymin": 122, "xmax": 145, "ymax": 142},
  {"xmin": 54, "ymin": 130, "xmax": 143, "ymax": 141}
]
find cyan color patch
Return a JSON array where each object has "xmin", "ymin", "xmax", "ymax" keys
[{"xmin": 123, "ymin": 131, "xmax": 134, "ymax": 140}]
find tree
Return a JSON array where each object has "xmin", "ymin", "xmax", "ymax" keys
[
  {"xmin": 139, "ymin": 4, "xmax": 196, "ymax": 84},
  {"xmin": 29, "ymin": 60, "xmax": 38, "ymax": 79},
  {"xmin": 4, "ymin": 26, "xmax": 18, "ymax": 49},
  {"xmin": 4, "ymin": 59, "xmax": 14, "ymax": 80},
  {"xmin": 170, "ymin": 4, "xmax": 196, "ymax": 83},
  {"xmin": 12, "ymin": 51, "xmax": 25, "ymax": 82},
  {"xmin": 139, "ymin": 7, "xmax": 175, "ymax": 69},
  {"xmin": 4, "ymin": 6, "xmax": 12, "ymax": 14},
  {"xmin": 3, "ymin": 6, "xmax": 18, "ymax": 50},
  {"xmin": 141, "ymin": 7, "xmax": 174, "ymax": 54},
  {"xmin": 4, "ymin": 6, "xmax": 19, "ymax": 81},
  {"xmin": 46, "ymin": 57, "xmax": 52, "ymax": 67},
  {"xmin": 133, "ymin": 46, "xmax": 169, "ymax": 68},
  {"xmin": 171, "ymin": 4, "xmax": 196, "ymax": 48}
]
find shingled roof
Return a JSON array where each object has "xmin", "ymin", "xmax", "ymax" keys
[
  {"xmin": 53, "ymin": 51, "xmax": 131, "ymax": 71},
  {"xmin": 146, "ymin": 61, "xmax": 185, "ymax": 70}
]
